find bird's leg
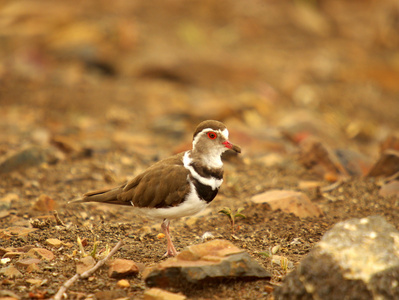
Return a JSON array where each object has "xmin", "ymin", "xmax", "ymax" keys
[{"xmin": 161, "ymin": 219, "xmax": 178, "ymax": 257}]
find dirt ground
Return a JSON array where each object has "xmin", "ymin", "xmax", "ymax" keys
[{"xmin": 1, "ymin": 0, "xmax": 399, "ymax": 299}]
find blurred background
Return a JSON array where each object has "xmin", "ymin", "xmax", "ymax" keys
[
  {"xmin": 1, "ymin": 0, "xmax": 399, "ymax": 162},
  {"xmin": 1, "ymin": 2, "xmax": 399, "ymax": 297}
]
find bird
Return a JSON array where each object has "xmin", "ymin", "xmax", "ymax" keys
[{"xmin": 69, "ymin": 120, "xmax": 241, "ymax": 257}]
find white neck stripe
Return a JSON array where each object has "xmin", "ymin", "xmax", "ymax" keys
[{"xmin": 183, "ymin": 152, "xmax": 223, "ymax": 190}]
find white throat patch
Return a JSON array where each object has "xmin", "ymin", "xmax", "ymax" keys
[{"xmin": 191, "ymin": 128, "xmax": 229, "ymax": 169}]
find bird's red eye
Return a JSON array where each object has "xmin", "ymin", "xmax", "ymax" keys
[{"xmin": 207, "ymin": 132, "xmax": 217, "ymax": 139}]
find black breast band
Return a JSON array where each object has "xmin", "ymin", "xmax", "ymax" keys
[{"xmin": 191, "ymin": 178, "xmax": 219, "ymax": 203}]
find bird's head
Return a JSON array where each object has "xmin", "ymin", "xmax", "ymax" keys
[{"xmin": 191, "ymin": 120, "xmax": 241, "ymax": 167}]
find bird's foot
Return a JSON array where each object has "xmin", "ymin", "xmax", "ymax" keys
[
  {"xmin": 161, "ymin": 219, "xmax": 179, "ymax": 258},
  {"xmin": 162, "ymin": 242, "xmax": 178, "ymax": 258},
  {"xmin": 162, "ymin": 249, "xmax": 179, "ymax": 258}
]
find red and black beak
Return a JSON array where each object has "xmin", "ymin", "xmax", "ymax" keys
[{"xmin": 223, "ymin": 141, "xmax": 241, "ymax": 153}]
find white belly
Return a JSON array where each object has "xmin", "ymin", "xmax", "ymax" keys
[{"xmin": 138, "ymin": 181, "xmax": 208, "ymax": 220}]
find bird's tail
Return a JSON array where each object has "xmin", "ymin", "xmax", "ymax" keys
[{"xmin": 69, "ymin": 185, "xmax": 130, "ymax": 206}]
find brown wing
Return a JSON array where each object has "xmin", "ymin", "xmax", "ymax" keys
[
  {"xmin": 70, "ymin": 153, "xmax": 190, "ymax": 208},
  {"xmin": 118, "ymin": 155, "xmax": 190, "ymax": 208}
]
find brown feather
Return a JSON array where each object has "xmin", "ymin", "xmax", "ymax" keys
[
  {"xmin": 119, "ymin": 153, "xmax": 190, "ymax": 208},
  {"xmin": 70, "ymin": 185, "xmax": 127, "ymax": 205},
  {"xmin": 70, "ymin": 153, "xmax": 190, "ymax": 209},
  {"xmin": 192, "ymin": 120, "xmax": 227, "ymax": 139}
]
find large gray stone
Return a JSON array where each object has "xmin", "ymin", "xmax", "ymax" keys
[
  {"xmin": 144, "ymin": 239, "xmax": 271, "ymax": 288},
  {"xmin": 0, "ymin": 146, "xmax": 59, "ymax": 174},
  {"xmin": 274, "ymin": 215, "xmax": 399, "ymax": 300}
]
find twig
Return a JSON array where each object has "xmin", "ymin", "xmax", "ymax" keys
[
  {"xmin": 52, "ymin": 240, "xmax": 123, "ymax": 300},
  {"xmin": 52, "ymin": 210, "xmax": 66, "ymax": 226},
  {"xmin": 320, "ymin": 179, "xmax": 345, "ymax": 193}
]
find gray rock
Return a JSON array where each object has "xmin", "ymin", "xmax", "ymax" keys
[
  {"xmin": 144, "ymin": 239, "xmax": 271, "ymax": 288},
  {"xmin": 274, "ymin": 215, "xmax": 399, "ymax": 300},
  {"xmin": 0, "ymin": 146, "xmax": 60, "ymax": 174}
]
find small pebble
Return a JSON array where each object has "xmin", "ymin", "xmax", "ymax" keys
[{"xmin": 117, "ymin": 279, "xmax": 130, "ymax": 288}]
